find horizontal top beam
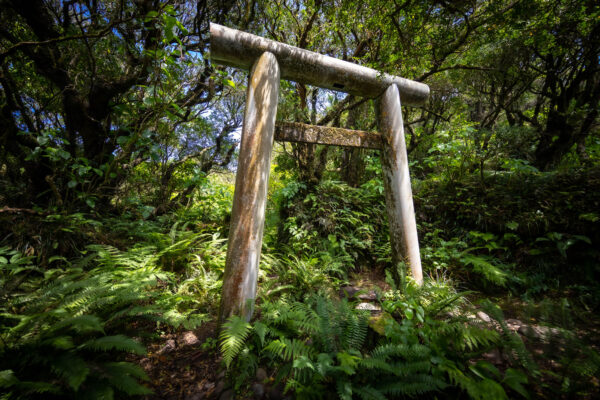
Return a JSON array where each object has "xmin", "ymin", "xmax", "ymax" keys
[{"xmin": 210, "ymin": 23, "xmax": 429, "ymax": 106}]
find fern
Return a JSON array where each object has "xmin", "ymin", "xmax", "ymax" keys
[
  {"xmin": 82, "ymin": 335, "xmax": 146, "ymax": 355},
  {"xmin": 378, "ymin": 375, "xmax": 448, "ymax": 397},
  {"xmin": 50, "ymin": 354, "xmax": 89, "ymax": 391},
  {"xmin": 220, "ymin": 316, "xmax": 252, "ymax": 369},
  {"xmin": 461, "ymin": 253, "xmax": 508, "ymax": 287},
  {"xmin": 480, "ymin": 300, "xmax": 538, "ymax": 374},
  {"xmin": 0, "ymin": 243, "xmax": 209, "ymax": 399},
  {"xmin": 100, "ymin": 362, "xmax": 153, "ymax": 396},
  {"xmin": 265, "ymin": 338, "xmax": 314, "ymax": 361}
]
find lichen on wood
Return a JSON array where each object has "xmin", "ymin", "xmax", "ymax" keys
[{"xmin": 275, "ymin": 122, "xmax": 382, "ymax": 149}]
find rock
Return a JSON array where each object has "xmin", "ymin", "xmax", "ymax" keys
[
  {"xmin": 476, "ymin": 311, "xmax": 491, "ymax": 323},
  {"xmin": 518, "ymin": 324, "xmax": 561, "ymax": 340},
  {"xmin": 217, "ymin": 371, "xmax": 226, "ymax": 380},
  {"xmin": 368, "ymin": 312, "xmax": 395, "ymax": 335},
  {"xmin": 266, "ymin": 383, "xmax": 285, "ymax": 400},
  {"xmin": 182, "ymin": 331, "xmax": 199, "ymax": 346},
  {"xmin": 252, "ymin": 383, "xmax": 265, "ymax": 398},
  {"xmin": 505, "ymin": 318, "xmax": 522, "ymax": 331},
  {"xmin": 340, "ymin": 286, "xmax": 360, "ymax": 298},
  {"xmin": 256, "ymin": 368, "xmax": 268, "ymax": 382},
  {"xmin": 158, "ymin": 339, "xmax": 176, "ymax": 354},
  {"xmin": 219, "ymin": 389, "xmax": 235, "ymax": 400},
  {"xmin": 517, "ymin": 325, "xmax": 537, "ymax": 338},
  {"xmin": 214, "ymin": 381, "xmax": 225, "ymax": 396},
  {"xmin": 355, "ymin": 302, "xmax": 381, "ymax": 312},
  {"xmin": 357, "ymin": 290, "xmax": 377, "ymax": 301},
  {"xmin": 482, "ymin": 348, "xmax": 503, "ymax": 364}
]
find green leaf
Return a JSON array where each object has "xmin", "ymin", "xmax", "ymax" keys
[
  {"xmin": 50, "ymin": 315, "xmax": 105, "ymax": 334},
  {"xmin": 57, "ymin": 149, "xmax": 71, "ymax": 160},
  {"xmin": 83, "ymin": 335, "xmax": 146, "ymax": 355},
  {"xmin": 572, "ymin": 235, "xmax": 591, "ymax": 244},
  {"xmin": 44, "ymin": 335, "xmax": 75, "ymax": 349},
  {"xmin": 0, "ymin": 370, "xmax": 18, "ymax": 388},
  {"xmin": 293, "ymin": 355, "xmax": 315, "ymax": 371},
  {"xmin": 336, "ymin": 351, "xmax": 360, "ymax": 375},
  {"xmin": 53, "ymin": 355, "xmax": 89, "ymax": 390},
  {"xmin": 579, "ymin": 213, "xmax": 599, "ymax": 222},
  {"xmin": 506, "ymin": 221, "xmax": 519, "ymax": 230},
  {"xmin": 220, "ymin": 316, "xmax": 252, "ymax": 369},
  {"xmin": 103, "ymin": 362, "xmax": 152, "ymax": 396},
  {"xmin": 503, "ymin": 368, "xmax": 529, "ymax": 399}
]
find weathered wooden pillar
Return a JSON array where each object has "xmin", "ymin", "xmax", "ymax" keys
[
  {"xmin": 379, "ymin": 84, "xmax": 423, "ymax": 285},
  {"xmin": 219, "ymin": 52, "xmax": 280, "ymax": 323}
]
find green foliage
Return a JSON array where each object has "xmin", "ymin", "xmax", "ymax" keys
[
  {"xmin": 516, "ymin": 298, "xmax": 600, "ymax": 398},
  {"xmin": 0, "ymin": 242, "xmax": 208, "ymax": 399},
  {"xmin": 222, "ymin": 283, "xmax": 534, "ymax": 400},
  {"xmin": 220, "ymin": 316, "xmax": 253, "ymax": 369},
  {"xmin": 277, "ymin": 179, "xmax": 388, "ymax": 270},
  {"xmin": 1, "ymin": 1, "xmax": 599, "ymax": 398},
  {"xmin": 259, "ymin": 253, "xmax": 343, "ymax": 300}
]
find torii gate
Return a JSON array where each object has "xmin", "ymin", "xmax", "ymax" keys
[{"xmin": 211, "ymin": 23, "xmax": 429, "ymax": 322}]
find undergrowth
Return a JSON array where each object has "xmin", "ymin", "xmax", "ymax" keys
[
  {"xmin": 220, "ymin": 278, "xmax": 533, "ymax": 400},
  {"xmin": 0, "ymin": 222, "xmax": 227, "ymax": 399}
]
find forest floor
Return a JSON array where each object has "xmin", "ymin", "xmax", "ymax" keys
[{"xmin": 136, "ymin": 269, "xmax": 600, "ymax": 400}]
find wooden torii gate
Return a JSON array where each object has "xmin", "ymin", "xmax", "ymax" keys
[{"xmin": 211, "ymin": 23, "xmax": 429, "ymax": 323}]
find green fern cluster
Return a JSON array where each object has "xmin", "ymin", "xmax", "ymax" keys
[
  {"xmin": 382, "ymin": 280, "xmax": 533, "ymax": 400},
  {"xmin": 221, "ymin": 279, "xmax": 536, "ymax": 400},
  {"xmin": 220, "ymin": 296, "xmax": 448, "ymax": 399},
  {"xmin": 515, "ymin": 298, "xmax": 600, "ymax": 398},
  {"xmin": 277, "ymin": 179, "xmax": 388, "ymax": 271},
  {"xmin": 0, "ymin": 244, "xmax": 206, "ymax": 399}
]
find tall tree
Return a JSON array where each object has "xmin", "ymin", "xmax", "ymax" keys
[{"xmin": 0, "ymin": 0, "xmax": 241, "ymax": 210}]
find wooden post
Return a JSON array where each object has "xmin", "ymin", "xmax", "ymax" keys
[
  {"xmin": 379, "ymin": 84, "xmax": 423, "ymax": 285},
  {"xmin": 219, "ymin": 52, "xmax": 280, "ymax": 323}
]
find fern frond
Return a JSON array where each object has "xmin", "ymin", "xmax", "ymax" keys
[
  {"xmin": 336, "ymin": 380, "xmax": 353, "ymax": 400},
  {"xmin": 264, "ymin": 338, "xmax": 314, "ymax": 361},
  {"xmin": 253, "ymin": 321, "xmax": 268, "ymax": 346},
  {"xmin": 353, "ymin": 385, "xmax": 387, "ymax": 400},
  {"xmin": 342, "ymin": 311, "xmax": 368, "ymax": 351},
  {"xmin": 378, "ymin": 374, "xmax": 447, "ymax": 396},
  {"xmin": 82, "ymin": 335, "xmax": 146, "ymax": 355},
  {"xmin": 102, "ymin": 362, "xmax": 152, "ymax": 396},
  {"xmin": 459, "ymin": 326, "xmax": 499, "ymax": 351},
  {"xmin": 220, "ymin": 316, "xmax": 252, "ymax": 369},
  {"xmin": 49, "ymin": 315, "xmax": 105, "ymax": 334},
  {"xmin": 51, "ymin": 354, "xmax": 89, "ymax": 390},
  {"xmin": 360, "ymin": 357, "xmax": 396, "ymax": 374},
  {"xmin": 461, "ymin": 254, "xmax": 508, "ymax": 287},
  {"xmin": 393, "ymin": 360, "xmax": 432, "ymax": 376},
  {"xmin": 370, "ymin": 343, "xmax": 430, "ymax": 361}
]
